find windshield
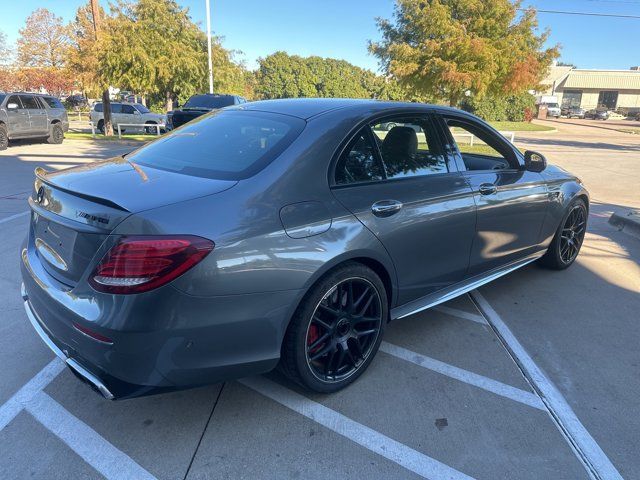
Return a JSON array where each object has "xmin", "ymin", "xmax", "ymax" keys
[
  {"xmin": 135, "ymin": 104, "xmax": 151, "ymax": 114},
  {"xmin": 183, "ymin": 95, "xmax": 235, "ymax": 110},
  {"xmin": 126, "ymin": 110, "xmax": 305, "ymax": 180}
]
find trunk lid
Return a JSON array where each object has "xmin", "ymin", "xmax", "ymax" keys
[{"xmin": 30, "ymin": 158, "xmax": 236, "ymax": 286}]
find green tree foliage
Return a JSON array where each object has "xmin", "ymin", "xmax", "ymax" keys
[
  {"xmin": 461, "ymin": 92, "xmax": 536, "ymax": 121},
  {"xmin": 98, "ymin": 0, "xmax": 248, "ymax": 111},
  {"xmin": 67, "ymin": 3, "xmax": 104, "ymax": 97},
  {"xmin": 255, "ymin": 51, "xmax": 408, "ymax": 100},
  {"xmin": 370, "ymin": 0, "xmax": 559, "ymax": 106},
  {"xmin": 17, "ymin": 8, "xmax": 70, "ymax": 68}
]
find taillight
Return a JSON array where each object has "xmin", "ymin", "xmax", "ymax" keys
[{"xmin": 89, "ymin": 236, "xmax": 214, "ymax": 294}]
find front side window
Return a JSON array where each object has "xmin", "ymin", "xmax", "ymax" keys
[
  {"xmin": 445, "ymin": 118, "xmax": 515, "ymax": 171},
  {"xmin": 371, "ymin": 118, "xmax": 447, "ymax": 179},
  {"xmin": 135, "ymin": 104, "xmax": 151, "ymax": 114},
  {"xmin": 7, "ymin": 95, "xmax": 23, "ymax": 109},
  {"xmin": 335, "ymin": 129, "xmax": 385, "ymax": 185},
  {"xmin": 121, "ymin": 104, "xmax": 136, "ymax": 114},
  {"xmin": 20, "ymin": 95, "xmax": 40, "ymax": 109},
  {"xmin": 126, "ymin": 110, "xmax": 305, "ymax": 180}
]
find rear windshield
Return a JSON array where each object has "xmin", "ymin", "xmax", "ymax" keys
[
  {"xmin": 126, "ymin": 110, "xmax": 305, "ymax": 180},
  {"xmin": 183, "ymin": 95, "xmax": 235, "ymax": 110}
]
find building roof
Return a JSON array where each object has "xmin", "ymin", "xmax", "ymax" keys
[
  {"xmin": 541, "ymin": 66, "xmax": 573, "ymax": 86},
  {"xmin": 562, "ymin": 69, "xmax": 640, "ymax": 90}
]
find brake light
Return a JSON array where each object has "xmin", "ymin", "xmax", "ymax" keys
[{"xmin": 89, "ymin": 236, "xmax": 214, "ymax": 294}]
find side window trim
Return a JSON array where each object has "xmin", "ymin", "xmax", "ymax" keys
[{"xmin": 438, "ymin": 113, "xmax": 521, "ymax": 171}]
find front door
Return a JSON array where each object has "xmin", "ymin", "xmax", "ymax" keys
[
  {"xmin": 331, "ymin": 113, "xmax": 477, "ymax": 305},
  {"xmin": 438, "ymin": 114, "xmax": 549, "ymax": 275},
  {"xmin": 5, "ymin": 95, "xmax": 29, "ymax": 136}
]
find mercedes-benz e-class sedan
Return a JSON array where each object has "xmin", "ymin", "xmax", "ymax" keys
[{"xmin": 21, "ymin": 98, "xmax": 588, "ymax": 399}]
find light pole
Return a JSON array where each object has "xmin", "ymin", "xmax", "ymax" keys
[{"xmin": 205, "ymin": 0, "xmax": 214, "ymax": 94}]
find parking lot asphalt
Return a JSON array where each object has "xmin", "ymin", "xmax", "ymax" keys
[{"xmin": 0, "ymin": 128, "xmax": 638, "ymax": 479}]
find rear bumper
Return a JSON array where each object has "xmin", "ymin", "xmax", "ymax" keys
[{"xmin": 21, "ymin": 241, "xmax": 301, "ymax": 400}]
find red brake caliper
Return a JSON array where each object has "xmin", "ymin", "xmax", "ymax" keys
[{"xmin": 307, "ymin": 324, "xmax": 320, "ymax": 352}]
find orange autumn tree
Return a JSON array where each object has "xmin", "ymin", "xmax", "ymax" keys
[{"xmin": 370, "ymin": 0, "xmax": 559, "ymax": 106}]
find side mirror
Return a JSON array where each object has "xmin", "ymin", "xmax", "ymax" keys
[
  {"xmin": 524, "ymin": 150, "xmax": 547, "ymax": 173},
  {"xmin": 7, "ymin": 103, "xmax": 19, "ymax": 110}
]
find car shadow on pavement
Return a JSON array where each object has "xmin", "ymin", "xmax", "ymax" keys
[{"xmin": 519, "ymin": 136, "xmax": 640, "ymax": 152}]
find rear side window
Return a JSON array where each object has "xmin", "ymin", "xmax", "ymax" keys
[
  {"xmin": 335, "ymin": 129, "xmax": 385, "ymax": 185},
  {"xmin": 126, "ymin": 110, "xmax": 305, "ymax": 180},
  {"xmin": 20, "ymin": 95, "xmax": 40, "ymax": 109},
  {"xmin": 42, "ymin": 97, "xmax": 64, "ymax": 109},
  {"xmin": 94, "ymin": 103, "xmax": 103, "ymax": 112}
]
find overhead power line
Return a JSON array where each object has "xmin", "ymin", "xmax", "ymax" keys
[{"xmin": 519, "ymin": 8, "xmax": 640, "ymax": 19}]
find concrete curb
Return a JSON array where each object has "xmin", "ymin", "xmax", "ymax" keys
[{"xmin": 609, "ymin": 209, "xmax": 640, "ymax": 239}]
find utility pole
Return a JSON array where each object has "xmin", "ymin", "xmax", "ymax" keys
[
  {"xmin": 90, "ymin": 0, "xmax": 113, "ymax": 136},
  {"xmin": 205, "ymin": 0, "xmax": 214, "ymax": 94}
]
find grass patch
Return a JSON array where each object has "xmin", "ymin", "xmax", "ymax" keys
[
  {"xmin": 616, "ymin": 128, "xmax": 640, "ymax": 135},
  {"xmin": 66, "ymin": 132, "xmax": 157, "ymax": 142},
  {"xmin": 488, "ymin": 121, "xmax": 555, "ymax": 132}
]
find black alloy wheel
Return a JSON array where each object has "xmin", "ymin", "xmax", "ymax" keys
[
  {"xmin": 539, "ymin": 198, "xmax": 587, "ymax": 270},
  {"xmin": 559, "ymin": 204, "xmax": 586, "ymax": 265},
  {"xmin": 305, "ymin": 277, "xmax": 382, "ymax": 383},
  {"xmin": 280, "ymin": 263, "xmax": 387, "ymax": 393}
]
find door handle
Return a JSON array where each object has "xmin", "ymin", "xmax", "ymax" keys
[
  {"xmin": 478, "ymin": 183, "xmax": 497, "ymax": 195},
  {"xmin": 372, "ymin": 200, "xmax": 403, "ymax": 217}
]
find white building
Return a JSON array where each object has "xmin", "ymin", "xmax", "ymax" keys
[{"xmin": 540, "ymin": 66, "xmax": 640, "ymax": 114}]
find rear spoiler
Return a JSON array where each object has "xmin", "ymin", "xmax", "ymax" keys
[{"xmin": 34, "ymin": 167, "xmax": 129, "ymax": 212}]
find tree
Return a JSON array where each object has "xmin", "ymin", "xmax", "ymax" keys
[
  {"xmin": 17, "ymin": 8, "xmax": 70, "ymax": 68},
  {"xmin": 68, "ymin": 3, "xmax": 105, "ymax": 97},
  {"xmin": 370, "ymin": 0, "xmax": 559, "ymax": 106},
  {"xmin": 255, "ymin": 52, "xmax": 408, "ymax": 100},
  {"xmin": 98, "ymin": 0, "xmax": 248, "ymax": 111},
  {"xmin": 0, "ymin": 30, "xmax": 12, "ymax": 66}
]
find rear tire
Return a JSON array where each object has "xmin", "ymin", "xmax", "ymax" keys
[
  {"xmin": 539, "ymin": 198, "xmax": 587, "ymax": 270},
  {"xmin": 47, "ymin": 123, "xmax": 64, "ymax": 144},
  {"xmin": 97, "ymin": 119, "xmax": 105, "ymax": 134},
  {"xmin": 0, "ymin": 124, "xmax": 7, "ymax": 150},
  {"xmin": 280, "ymin": 262, "xmax": 388, "ymax": 393}
]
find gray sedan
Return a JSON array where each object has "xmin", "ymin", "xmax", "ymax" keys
[{"xmin": 21, "ymin": 99, "xmax": 588, "ymax": 399}]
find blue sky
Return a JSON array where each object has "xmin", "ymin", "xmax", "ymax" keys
[{"xmin": 1, "ymin": 0, "xmax": 639, "ymax": 71}]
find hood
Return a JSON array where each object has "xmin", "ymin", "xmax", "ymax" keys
[{"xmin": 37, "ymin": 156, "xmax": 237, "ymax": 213}]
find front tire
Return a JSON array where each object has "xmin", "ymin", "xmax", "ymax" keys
[
  {"xmin": 280, "ymin": 263, "xmax": 388, "ymax": 393},
  {"xmin": 47, "ymin": 123, "xmax": 64, "ymax": 144},
  {"xmin": 539, "ymin": 198, "xmax": 587, "ymax": 270}
]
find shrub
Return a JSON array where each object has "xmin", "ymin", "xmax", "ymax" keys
[{"xmin": 461, "ymin": 93, "xmax": 536, "ymax": 122}]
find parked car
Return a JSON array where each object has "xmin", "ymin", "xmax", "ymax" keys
[
  {"xmin": 90, "ymin": 102, "xmax": 165, "ymax": 134},
  {"xmin": 561, "ymin": 106, "xmax": 585, "ymax": 119},
  {"xmin": 167, "ymin": 93, "xmax": 246, "ymax": 130},
  {"xmin": 64, "ymin": 94, "xmax": 88, "ymax": 109},
  {"xmin": 543, "ymin": 102, "xmax": 561, "ymax": 118},
  {"xmin": 21, "ymin": 99, "xmax": 588, "ymax": 399},
  {"xmin": 585, "ymin": 109, "xmax": 609, "ymax": 120},
  {"xmin": 0, "ymin": 92, "xmax": 69, "ymax": 150}
]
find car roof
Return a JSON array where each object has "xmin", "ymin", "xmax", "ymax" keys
[{"xmin": 235, "ymin": 98, "xmax": 459, "ymax": 120}]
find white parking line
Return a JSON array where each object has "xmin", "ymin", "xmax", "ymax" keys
[
  {"xmin": 0, "ymin": 210, "xmax": 29, "ymax": 225},
  {"xmin": 432, "ymin": 306, "xmax": 488, "ymax": 325},
  {"xmin": 240, "ymin": 376, "xmax": 476, "ymax": 480},
  {"xmin": 0, "ymin": 358, "xmax": 64, "ymax": 430},
  {"xmin": 470, "ymin": 290, "xmax": 623, "ymax": 480},
  {"xmin": 379, "ymin": 341, "xmax": 545, "ymax": 410},
  {"xmin": 26, "ymin": 391, "xmax": 157, "ymax": 480}
]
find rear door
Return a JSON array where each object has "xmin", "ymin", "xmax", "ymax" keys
[
  {"xmin": 6, "ymin": 95, "xmax": 29, "ymax": 136},
  {"xmin": 331, "ymin": 113, "xmax": 476, "ymax": 305},
  {"xmin": 20, "ymin": 95, "xmax": 48, "ymax": 135},
  {"xmin": 437, "ymin": 113, "xmax": 549, "ymax": 275}
]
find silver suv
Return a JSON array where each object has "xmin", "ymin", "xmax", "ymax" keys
[
  {"xmin": 90, "ymin": 102, "xmax": 165, "ymax": 134},
  {"xmin": 0, "ymin": 92, "xmax": 69, "ymax": 150}
]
